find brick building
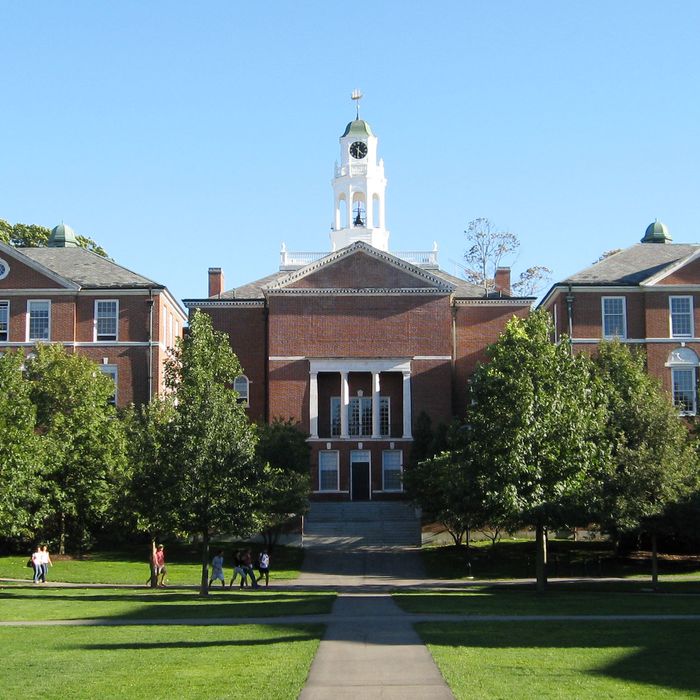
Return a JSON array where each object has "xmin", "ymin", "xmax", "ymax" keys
[
  {"xmin": 540, "ymin": 220, "xmax": 700, "ymax": 415},
  {"xmin": 0, "ymin": 223, "xmax": 186, "ymax": 406},
  {"xmin": 185, "ymin": 110, "xmax": 531, "ymax": 501}
]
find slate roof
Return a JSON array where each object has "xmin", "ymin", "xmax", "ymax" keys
[
  {"xmin": 561, "ymin": 243, "xmax": 699, "ymax": 286},
  {"xmin": 18, "ymin": 247, "xmax": 164, "ymax": 289}
]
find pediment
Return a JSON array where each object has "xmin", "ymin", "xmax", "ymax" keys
[
  {"xmin": 0, "ymin": 243, "xmax": 78, "ymax": 290},
  {"xmin": 650, "ymin": 256, "xmax": 700, "ymax": 286},
  {"xmin": 264, "ymin": 242, "xmax": 454, "ymax": 294}
]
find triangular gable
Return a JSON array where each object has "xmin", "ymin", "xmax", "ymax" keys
[
  {"xmin": 264, "ymin": 242, "xmax": 454, "ymax": 293},
  {"xmin": 0, "ymin": 242, "xmax": 79, "ymax": 290},
  {"xmin": 643, "ymin": 249, "xmax": 700, "ymax": 286}
]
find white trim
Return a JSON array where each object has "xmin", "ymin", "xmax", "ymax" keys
[
  {"xmin": 309, "ymin": 358, "xmax": 411, "ymax": 373},
  {"xmin": 350, "ymin": 449, "xmax": 372, "ymax": 501},
  {"xmin": 382, "ymin": 449, "xmax": 404, "ymax": 493},
  {"xmin": 571, "ymin": 337, "xmax": 700, "ymax": 344},
  {"xmin": 312, "ymin": 490, "xmax": 350, "ymax": 494},
  {"xmin": 669, "ymin": 295, "xmax": 694, "ymax": 339},
  {"xmin": 601, "ymin": 296, "xmax": 627, "ymax": 339},
  {"xmin": 233, "ymin": 375, "xmax": 250, "ymax": 406},
  {"xmin": 99, "ymin": 364, "xmax": 118, "ymax": 405},
  {"xmin": 270, "ymin": 356, "xmax": 306, "ymax": 361},
  {"xmin": 413, "ymin": 355, "xmax": 451, "ymax": 360},
  {"xmin": 0, "ymin": 258, "xmax": 9, "ymax": 280},
  {"xmin": 94, "ymin": 299, "xmax": 119, "ymax": 342},
  {"xmin": 265, "ymin": 287, "xmax": 449, "ymax": 296},
  {"xmin": 26, "ymin": 299, "xmax": 51, "ymax": 341},
  {"xmin": 318, "ymin": 450, "xmax": 340, "ymax": 492},
  {"xmin": 0, "ymin": 299, "xmax": 8, "ymax": 342},
  {"xmin": 0, "ymin": 241, "xmax": 79, "ymax": 290},
  {"xmin": 454, "ymin": 298, "xmax": 533, "ymax": 306},
  {"xmin": 641, "ymin": 248, "xmax": 700, "ymax": 286},
  {"xmin": 183, "ymin": 299, "xmax": 265, "ymax": 308}
]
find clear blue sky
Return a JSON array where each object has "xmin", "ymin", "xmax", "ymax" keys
[{"xmin": 2, "ymin": 2, "xmax": 699, "ymax": 303}]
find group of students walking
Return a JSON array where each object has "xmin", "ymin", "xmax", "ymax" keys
[
  {"xmin": 208, "ymin": 548, "xmax": 270, "ymax": 589},
  {"xmin": 30, "ymin": 544, "xmax": 52, "ymax": 584}
]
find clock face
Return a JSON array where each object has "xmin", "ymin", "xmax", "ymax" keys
[{"xmin": 349, "ymin": 141, "xmax": 368, "ymax": 159}]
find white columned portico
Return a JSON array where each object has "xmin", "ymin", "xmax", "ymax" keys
[
  {"xmin": 340, "ymin": 371, "xmax": 350, "ymax": 438},
  {"xmin": 402, "ymin": 370, "xmax": 412, "ymax": 439},
  {"xmin": 309, "ymin": 372, "xmax": 319, "ymax": 438},
  {"xmin": 371, "ymin": 371, "xmax": 381, "ymax": 438}
]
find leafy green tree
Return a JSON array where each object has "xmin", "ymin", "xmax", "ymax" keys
[
  {"xmin": 467, "ymin": 310, "xmax": 607, "ymax": 591},
  {"xmin": 26, "ymin": 344, "xmax": 127, "ymax": 553},
  {"xmin": 0, "ymin": 351, "xmax": 42, "ymax": 541},
  {"xmin": 254, "ymin": 419, "xmax": 310, "ymax": 551},
  {"xmin": 163, "ymin": 310, "xmax": 262, "ymax": 595},
  {"xmin": 120, "ymin": 399, "xmax": 178, "ymax": 586},
  {"xmin": 593, "ymin": 341, "xmax": 700, "ymax": 587},
  {"xmin": 0, "ymin": 218, "xmax": 108, "ymax": 257}
]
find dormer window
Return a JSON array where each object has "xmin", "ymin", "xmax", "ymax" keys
[
  {"xmin": 602, "ymin": 297, "xmax": 626, "ymax": 339},
  {"xmin": 670, "ymin": 296, "xmax": 693, "ymax": 338}
]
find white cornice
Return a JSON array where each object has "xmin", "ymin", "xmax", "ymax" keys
[
  {"xmin": 454, "ymin": 298, "xmax": 533, "ymax": 306},
  {"xmin": 264, "ymin": 241, "xmax": 454, "ymax": 293},
  {"xmin": 266, "ymin": 287, "xmax": 448, "ymax": 296},
  {"xmin": 182, "ymin": 299, "xmax": 265, "ymax": 308}
]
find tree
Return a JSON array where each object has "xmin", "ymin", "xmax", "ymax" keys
[
  {"xmin": 120, "ymin": 399, "xmax": 178, "ymax": 586},
  {"xmin": 512, "ymin": 265, "xmax": 553, "ymax": 297},
  {"xmin": 0, "ymin": 218, "xmax": 109, "ymax": 257},
  {"xmin": 467, "ymin": 310, "xmax": 607, "ymax": 591},
  {"xmin": 463, "ymin": 218, "xmax": 519, "ymax": 294},
  {"xmin": 26, "ymin": 344, "xmax": 128, "ymax": 553},
  {"xmin": 593, "ymin": 341, "xmax": 700, "ymax": 587},
  {"xmin": 0, "ymin": 351, "xmax": 42, "ymax": 541},
  {"xmin": 162, "ymin": 310, "xmax": 263, "ymax": 596},
  {"xmin": 254, "ymin": 419, "xmax": 311, "ymax": 552}
]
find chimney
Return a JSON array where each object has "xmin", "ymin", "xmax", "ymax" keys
[
  {"xmin": 208, "ymin": 267, "xmax": 224, "ymax": 298},
  {"xmin": 494, "ymin": 267, "xmax": 511, "ymax": 297}
]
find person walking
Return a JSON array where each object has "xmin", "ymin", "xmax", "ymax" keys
[
  {"xmin": 31, "ymin": 545, "xmax": 42, "ymax": 584},
  {"xmin": 39, "ymin": 545, "xmax": 52, "ymax": 583},
  {"xmin": 242, "ymin": 549, "xmax": 259, "ymax": 589},
  {"xmin": 208, "ymin": 550, "xmax": 226, "ymax": 588},
  {"xmin": 154, "ymin": 544, "xmax": 167, "ymax": 587},
  {"xmin": 257, "ymin": 550, "xmax": 270, "ymax": 587},
  {"xmin": 229, "ymin": 550, "xmax": 248, "ymax": 588}
]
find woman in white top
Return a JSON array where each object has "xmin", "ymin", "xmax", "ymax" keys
[
  {"xmin": 31, "ymin": 545, "xmax": 42, "ymax": 583},
  {"xmin": 39, "ymin": 545, "xmax": 52, "ymax": 583}
]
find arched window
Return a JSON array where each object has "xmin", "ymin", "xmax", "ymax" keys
[
  {"xmin": 666, "ymin": 347, "xmax": 699, "ymax": 415},
  {"xmin": 233, "ymin": 375, "xmax": 249, "ymax": 406},
  {"xmin": 352, "ymin": 192, "xmax": 366, "ymax": 227}
]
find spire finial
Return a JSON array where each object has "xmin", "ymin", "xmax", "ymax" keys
[{"xmin": 351, "ymin": 89, "xmax": 363, "ymax": 119}]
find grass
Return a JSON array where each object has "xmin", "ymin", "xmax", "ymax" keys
[
  {"xmin": 0, "ymin": 543, "xmax": 303, "ymax": 585},
  {"xmin": 417, "ymin": 620, "xmax": 700, "ymax": 698},
  {"xmin": 0, "ymin": 623, "xmax": 323, "ymax": 700},
  {"xmin": 422, "ymin": 539, "xmax": 700, "ymax": 582},
  {"xmin": 394, "ymin": 588, "xmax": 700, "ymax": 616},
  {"xmin": 0, "ymin": 587, "xmax": 336, "ymax": 621}
]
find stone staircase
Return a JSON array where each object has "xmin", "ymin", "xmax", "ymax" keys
[{"xmin": 303, "ymin": 501, "xmax": 422, "ymax": 548}]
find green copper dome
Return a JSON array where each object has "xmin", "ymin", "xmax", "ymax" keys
[
  {"xmin": 341, "ymin": 119, "xmax": 374, "ymax": 138},
  {"xmin": 641, "ymin": 219, "xmax": 672, "ymax": 244},
  {"xmin": 48, "ymin": 223, "xmax": 80, "ymax": 248}
]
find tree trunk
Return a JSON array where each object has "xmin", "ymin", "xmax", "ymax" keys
[
  {"xmin": 59, "ymin": 512, "xmax": 66, "ymax": 555},
  {"xmin": 536, "ymin": 522, "xmax": 548, "ymax": 593},
  {"xmin": 651, "ymin": 531, "xmax": 659, "ymax": 591},
  {"xmin": 148, "ymin": 538, "xmax": 158, "ymax": 588},
  {"xmin": 199, "ymin": 531, "xmax": 210, "ymax": 597}
]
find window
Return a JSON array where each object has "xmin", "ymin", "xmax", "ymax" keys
[
  {"xmin": 672, "ymin": 368, "xmax": 696, "ymax": 415},
  {"xmin": 382, "ymin": 450, "xmax": 403, "ymax": 491},
  {"xmin": 99, "ymin": 365, "xmax": 118, "ymax": 405},
  {"xmin": 670, "ymin": 296, "xmax": 693, "ymax": 338},
  {"xmin": 233, "ymin": 375, "xmax": 249, "ymax": 405},
  {"xmin": 319, "ymin": 450, "xmax": 339, "ymax": 491},
  {"xmin": 331, "ymin": 395, "xmax": 390, "ymax": 437},
  {"xmin": 27, "ymin": 300, "xmax": 50, "ymax": 341},
  {"xmin": 602, "ymin": 297, "xmax": 626, "ymax": 339},
  {"xmin": 95, "ymin": 300, "xmax": 118, "ymax": 341},
  {"xmin": 0, "ymin": 301, "xmax": 8, "ymax": 342}
]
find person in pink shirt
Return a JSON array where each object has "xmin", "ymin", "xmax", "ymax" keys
[{"xmin": 153, "ymin": 544, "xmax": 167, "ymax": 587}]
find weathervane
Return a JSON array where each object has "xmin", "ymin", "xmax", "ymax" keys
[{"xmin": 351, "ymin": 88, "xmax": 363, "ymax": 119}]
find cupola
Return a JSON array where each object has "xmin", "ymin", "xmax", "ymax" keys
[
  {"xmin": 641, "ymin": 219, "xmax": 672, "ymax": 244},
  {"xmin": 48, "ymin": 223, "xmax": 80, "ymax": 248}
]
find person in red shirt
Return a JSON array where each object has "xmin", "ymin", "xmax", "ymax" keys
[{"xmin": 153, "ymin": 544, "xmax": 167, "ymax": 587}]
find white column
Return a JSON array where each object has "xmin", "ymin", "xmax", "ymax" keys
[
  {"xmin": 309, "ymin": 371, "xmax": 318, "ymax": 439},
  {"xmin": 341, "ymin": 371, "xmax": 349, "ymax": 438},
  {"xmin": 371, "ymin": 371, "xmax": 381, "ymax": 438},
  {"xmin": 346, "ymin": 187, "xmax": 353, "ymax": 227},
  {"xmin": 402, "ymin": 370, "xmax": 412, "ymax": 439}
]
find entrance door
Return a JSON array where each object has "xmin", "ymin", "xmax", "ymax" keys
[{"xmin": 351, "ymin": 450, "xmax": 371, "ymax": 501}]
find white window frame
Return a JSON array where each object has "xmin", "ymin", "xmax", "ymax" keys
[
  {"xmin": 330, "ymin": 395, "xmax": 390, "ymax": 438},
  {"xmin": 601, "ymin": 296, "xmax": 627, "ymax": 339},
  {"xmin": 669, "ymin": 296, "xmax": 694, "ymax": 339},
  {"xmin": 233, "ymin": 375, "xmax": 250, "ymax": 406},
  {"xmin": 319, "ymin": 450, "xmax": 340, "ymax": 491},
  {"xmin": 382, "ymin": 449, "xmax": 403, "ymax": 492},
  {"xmin": 672, "ymin": 367, "xmax": 697, "ymax": 416},
  {"xmin": 94, "ymin": 299, "xmax": 119, "ymax": 342},
  {"xmin": 99, "ymin": 364, "xmax": 118, "ymax": 406},
  {"xmin": 0, "ymin": 300, "xmax": 8, "ymax": 342},
  {"xmin": 26, "ymin": 300, "xmax": 51, "ymax": 341}
]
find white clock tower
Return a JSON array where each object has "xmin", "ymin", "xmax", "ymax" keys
[{"xmin": 330, "ymin": 91, "xmax": 389, "ymax": 252}]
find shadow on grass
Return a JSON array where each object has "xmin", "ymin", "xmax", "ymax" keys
[{"xmin": 417, "ymin": 618, "xmax": 700, "ymax": 695}]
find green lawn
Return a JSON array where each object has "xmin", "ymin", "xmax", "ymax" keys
[
  {"xmin": 417, "ymin": 620, "xmax": 700, "ymax": 698},
  {"xmin": 394, "ymin": 589, "xmax": 700, "ymax": 616},
  {"xmin": 0, "ymin": 544, "xmax": 303, "ymax": 584},
  {"xmin": 0, "ymin": 624, "xmax": 323, "ymax": 700},
  {"xmin": 422, "ymin": 539, "xmax": 700, "ymax": 583},
  {"xmin": 0, "ymin": 587, "xmax": 335, "ymax": 621}
]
